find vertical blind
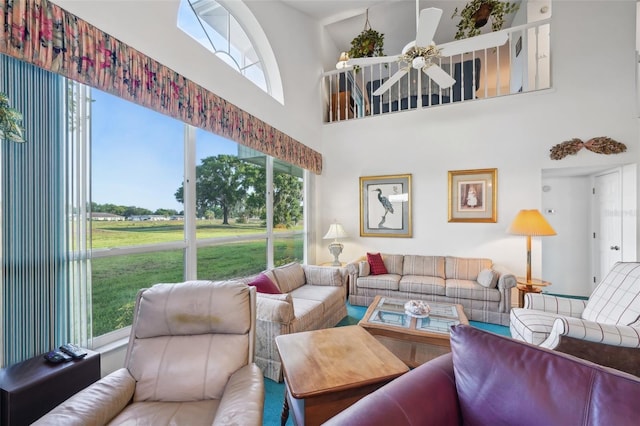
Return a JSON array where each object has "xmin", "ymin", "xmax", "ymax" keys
[{"xmin": 0, "ymin": 53, "xmax": 90, "ymax": 366}]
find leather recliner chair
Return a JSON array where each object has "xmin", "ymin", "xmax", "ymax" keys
[
  {"xmin": 325, "ymin": 324, "xmax": 640, "ymax": 425},
  {"xmin": 34, "ymin": 280, "xmax": 264, "ymax": 425}
]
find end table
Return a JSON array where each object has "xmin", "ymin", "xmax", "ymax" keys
[
  {"xmin": 516, "ymin": 277, "xmax": 551, "ymax": 308},
  {"xmin": 0, "ymin": 349, "xmax": 100, "ymax": 425}
]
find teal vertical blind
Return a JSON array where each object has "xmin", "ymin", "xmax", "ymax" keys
[{"xmin": 0, "ymin": 53, "xmax": 91, "ymax": 366}]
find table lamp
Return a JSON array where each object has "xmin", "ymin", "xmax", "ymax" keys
[
  {"xmin": 323, "ymin": 223, "xmax": 348, "ymax": 266},
  {"xmin": 507, "ymin": 209, "xmax": 556, "ymax": 287},
  {"xmin": 335, "ymin": 52, "xmax": 350, "ymax": 69}
]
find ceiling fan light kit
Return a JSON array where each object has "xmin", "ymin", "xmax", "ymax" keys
[{"xmin": 400, "ymin": 45, "xmax": 441, "ymax": 65}]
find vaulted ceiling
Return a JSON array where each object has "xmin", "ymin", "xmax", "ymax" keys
[{"xmin": 279, "ymin": 0, "xmax": 523, "ymax": 56}]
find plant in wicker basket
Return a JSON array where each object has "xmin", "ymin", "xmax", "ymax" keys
[
  {"xmin": 347, "ymin": 9, "xmax": 384, "ymax": 72},
  {"xmin": 550, "ymin": 137, "xmax": 626, "ymax": 160}
]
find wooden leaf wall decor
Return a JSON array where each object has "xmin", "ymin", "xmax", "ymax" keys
[{"xmin": 550, "ymin": 137, "xmax": 627, "ymax": 160}]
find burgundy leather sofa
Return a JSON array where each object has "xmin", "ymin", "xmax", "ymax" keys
[{"xmin": 325, "ymin": 325, "xmax": 640, "ymax": 425}]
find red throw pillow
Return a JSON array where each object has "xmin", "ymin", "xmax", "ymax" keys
[
  {"xmin": 367, "ymin": 252, "xmax": 388, "ymax": 275},
  {"xmin": 248, "ymin": 273, "xmax": 281, "ymax": 294}
]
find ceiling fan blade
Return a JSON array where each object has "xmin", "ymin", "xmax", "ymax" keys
[
  {"xmin": 347, "ymin": 55, "xmax": 400, "ymax": 66},
  {"xmin": 372, "ymin": 69, "xmax": 408, "ymax": 96},
  {"xmin": 415, "ymin": 8, "xmax": 442, "ymax": 47},
  {"xmin": 439, "ymin": 30, "xmax": 509, "ymax": 57},
  {"xmin": 423, "ymin": 64, "xmax": 456, "ymax": 88}
]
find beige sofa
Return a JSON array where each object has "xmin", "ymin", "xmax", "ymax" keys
[
  {"xmin": 236, "ymin": 262, "xmax": 347, "ymax": 382},
  {"xmin": 347, "ymin": 254, "xmax": 516, "ymax": 326}
]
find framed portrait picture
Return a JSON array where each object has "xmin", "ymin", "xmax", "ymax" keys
[
  {"xmin": 360, "ymin": 174, "xmax": 412, "ymax": 237},
  {"xmin": 448, "ymin": 168, "xmax": 497, "ymax": 223}
]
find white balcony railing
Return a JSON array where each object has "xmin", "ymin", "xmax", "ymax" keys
[{"xmin": 323, "ymin": 18, "xmax": 551, "ymax": 123}]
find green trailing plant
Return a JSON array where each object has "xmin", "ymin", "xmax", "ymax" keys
[
  {"xmin": 0, "ymin": 92, "xmax": 25, "ymax": 143},
  {"xmin": 348, "ymin": 9, "xmax": 384, "ymax": 61},
  {"xmin": 348, "ymin": 28, "xmax": 385, "ymax": 59},
  {"xmin": 452, "ymin": 0, "xmax": 520, "ymax": 40}
]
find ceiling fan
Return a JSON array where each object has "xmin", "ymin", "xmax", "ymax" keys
[{"xmin": 347, "ymin": 7, "xmax": 509, "ymax": 96}]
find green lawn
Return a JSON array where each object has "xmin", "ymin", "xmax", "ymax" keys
[
  {"xmin": 91, "ymin": 220, "xmax": 303, "ymax": 336},
  {"xmin": 92, "ymin": 219, "xmax": 271, "ymax": 248}
]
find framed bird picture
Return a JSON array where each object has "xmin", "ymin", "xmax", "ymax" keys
[{"xmin": 359, "ymin": 174, "xmax": 412, "ymax": 237}]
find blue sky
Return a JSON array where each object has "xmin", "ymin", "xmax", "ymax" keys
[
  {"xmin": 91, "ymin": 89, "xmax": 238, "ymax": 212},
  {"xmin": 91, "ymin": 1, "xmax": 263, "ymax": 212}
]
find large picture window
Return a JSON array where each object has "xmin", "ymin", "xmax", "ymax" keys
[{"xmin": 90, "ymin": 88, "xmax": 306, "ymax": 340}]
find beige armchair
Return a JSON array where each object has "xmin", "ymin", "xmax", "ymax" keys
[
  {"xmin": 510, "ymin": 262, "xmax": 640, "ymax": 376},
  {"xmin": 34, "ymin": 280, "xmax": 264, "ymax": 425}
]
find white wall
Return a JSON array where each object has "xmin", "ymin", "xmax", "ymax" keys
[{"xmin": 316, "ymin": 1, "xmax": 639, "ymax": 284}]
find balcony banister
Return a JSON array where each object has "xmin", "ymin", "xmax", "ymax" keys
[{"xmin": 323, "ymin": 18, "xmax": 552, "ymax": 123}]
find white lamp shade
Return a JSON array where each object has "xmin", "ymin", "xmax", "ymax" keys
[{"xmin": 323, "ymin": 223, "xmax": 348, "ymax": 240}]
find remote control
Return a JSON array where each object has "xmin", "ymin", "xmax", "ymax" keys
[
  {"xmin": 59, "ymin": 343, "xmax": 88, "ymax": 359},
  {"xmin": 44, "ymin": 349, "xmax": 72, "ymax": 363}
]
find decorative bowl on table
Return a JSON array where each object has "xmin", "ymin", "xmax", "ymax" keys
[{"xmin": 404, "ymin": 300, "xmax": 430, "ymax": 318}]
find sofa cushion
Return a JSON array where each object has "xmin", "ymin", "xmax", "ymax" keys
[
  {"xmin": 290, "ymin": 298, "xmax": 325, "ymax": 333},
  {"xmin": 359, "ymin": 260, "xmax": 371, "ymax": 276},
  {"xmin": 290, "ymin": 285, "xmax": 345, "ymax": 314},
  {"xmin": 248, "ymin": 273, "xmax": 281, "ymax": 294},
  {"xmin": 445, "ymin": 257, "xmax": 492, "ymax": 280},
  {"xmin": 402, "ymin": 255, "xmax": 445, "ymax": 279},
  {"xmin": 303, "ymin": 265, "xmax": 343, "ymax": 286},
  {"xmin": 367, "ymin": 253, "xmax": 388, "ymax": 275},
  {"xmin": 357, "ymin": 274, "xmax": 401, "ymax": 291},
  {"xmin": 582, "ymin": 262, "xmax": 640, "ymax": 325},
  {"xmin": 445, "ymin": 279, "xmax": 501, "ymax": 302},
  {"xmin": 477, "ymin": 269, "xmax": 498, "ymax": 288},
  {"xmin": 271, "ymin": 262, "xmax": 306, "ymax": 293},
  {"xmin": 382, "ymin": 254, "xmax": 404, "ymax": 275},
  {"xmin": 399, "ymin": 275, "xmax": 446, "ymax": 296}
]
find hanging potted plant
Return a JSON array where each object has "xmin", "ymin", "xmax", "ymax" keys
[
  {"xmin": 451, "ymin": 0, "xmax": 520, "ymax": 40},
  {"xmin": 348, "ymin": 9, "xmax": 384, "ymax": 61},
  {"xmin": 0, "ymin": 92, "xmax": 25, "ymax": 143}
]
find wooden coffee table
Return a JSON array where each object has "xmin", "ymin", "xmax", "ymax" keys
[
  {"xmin": 359, "ymin": 295, "xmax": 469, "ymax": 367},
  {"xmin": 275, "ymin": 325, "xmax": 408, "ymax": 426}
]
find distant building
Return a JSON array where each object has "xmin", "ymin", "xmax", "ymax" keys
[
  {"xmin": 128, "ymin": 215, "xmax": 176, "ymax": 221},
  {"xmin": 91, "ymin": 212, "xmax": 125, "ymax": 221}
]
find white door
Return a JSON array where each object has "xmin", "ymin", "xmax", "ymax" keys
[{"xmin": 593, "ymin": 170, "xmax": 622, "ymax": 287}]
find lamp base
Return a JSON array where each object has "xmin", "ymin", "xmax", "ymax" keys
[{"xmin": 328, "ymin": 242, "xmax": 343, "ymax": 267}]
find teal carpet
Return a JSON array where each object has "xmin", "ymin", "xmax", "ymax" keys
[{"xmin": 261, "ymin": 302, "xmax": 510, "ymax": 425}]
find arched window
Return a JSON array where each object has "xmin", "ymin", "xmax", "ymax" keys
[{"xmin": 178, "ymin": 0, "xmax": 284, "ymax": 104}]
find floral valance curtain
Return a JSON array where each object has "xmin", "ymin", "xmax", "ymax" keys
[{"xmin": 0, "ymin": 0, "xmax": 322, "ymax": 174}]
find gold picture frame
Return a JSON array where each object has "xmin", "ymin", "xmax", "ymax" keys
[
  {"xmin": 448, "ymin": 168, "xmax": 497, "ymax": 223},
  {"xmin": 360, "ymin": 174, "xmax": 412, "ymax": 237}
]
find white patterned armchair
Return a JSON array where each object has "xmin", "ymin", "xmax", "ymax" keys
[{"xmin": 510, "ymin": 262, "xmax": 640, "ymax": 376}]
